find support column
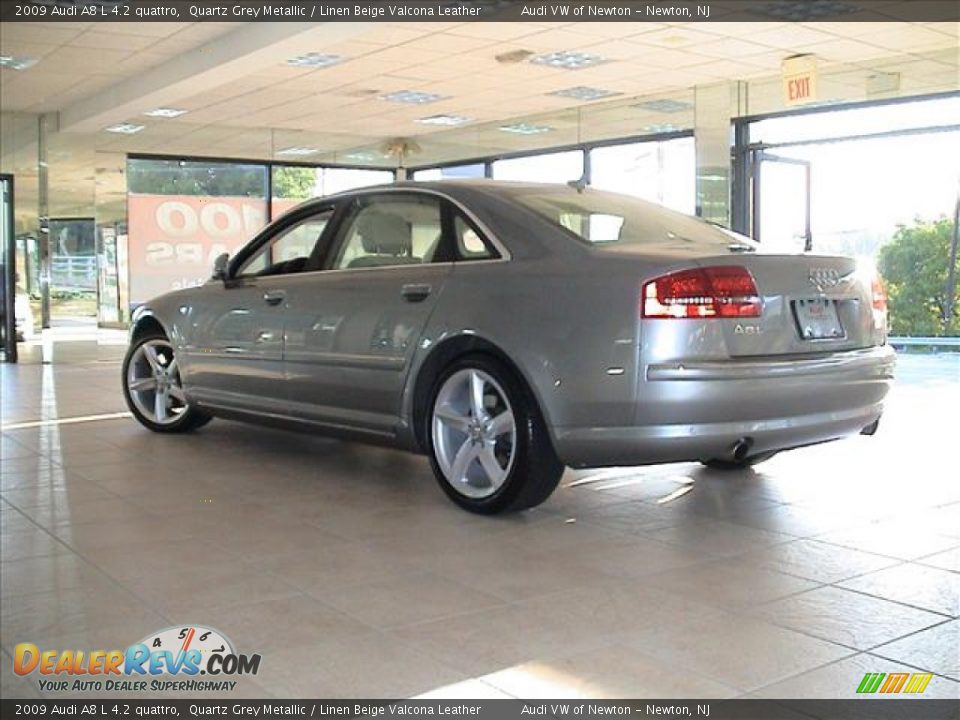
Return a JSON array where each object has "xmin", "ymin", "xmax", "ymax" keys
[
  {"xmin": 731, "ymin": 120, "xmax": 751, "ymax": 236},
  {"xmin": 37, "ymin": 114, "xmax": 50, "ymax": 329},
  {"xmin": 694, "ymin": 81, "xmax": 747, "ymax": 228}
]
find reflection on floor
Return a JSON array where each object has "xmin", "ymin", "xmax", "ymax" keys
[
  {"xmin": 12, "ymin": 324, "xmax": 127, "ymax": 366},
  {"xmin": 1, "ymin": 353, "xmax": 958, "ymax": 699}
]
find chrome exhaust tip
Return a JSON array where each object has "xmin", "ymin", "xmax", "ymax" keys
[{"xmin": 731, "ymin": 437, "xmax": 753, "ymax": 462}]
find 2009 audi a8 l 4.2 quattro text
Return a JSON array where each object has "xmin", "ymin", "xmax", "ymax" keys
[{"xmin": 123, "ymin": 181, "xmax": 894, "ymax": 514}]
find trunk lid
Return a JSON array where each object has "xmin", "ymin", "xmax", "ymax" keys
[{"xmin": 695, "ymin": 253, "xmax": 880, "ymax": 357}]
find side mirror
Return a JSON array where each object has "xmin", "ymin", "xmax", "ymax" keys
[{"xmin": 212, "ymin": 253, "xmax": 230, "ymax": 281}]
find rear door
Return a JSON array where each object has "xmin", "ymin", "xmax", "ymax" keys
[{"xmin": 281, "ymin": 192, "xmax": 453, "ymax": 434}]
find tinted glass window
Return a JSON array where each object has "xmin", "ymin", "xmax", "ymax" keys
[
  {"xmin": 237, "ymin": 210, "xmax": 333, "ymax": 277},
  {"xmin": 512, "ymin": 189, "xmax": 756, "ymax": 250},
  {"xmin": 454, "ymin": 215, "xmax": 494, "ymax": 260},
  {"xmin": 331, "ymin": 196, "xmax": 443, "ymax": 270}
]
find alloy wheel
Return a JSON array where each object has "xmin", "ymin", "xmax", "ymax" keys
[
  {"xmin": 126, "ymin": 339, "xmax": 187, "ymax": 426},
  {"xmin": 431, "ymin": 368, "xmax": 517, "ymax": 499}
]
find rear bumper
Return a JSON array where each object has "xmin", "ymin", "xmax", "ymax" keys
[{"xmin": 554, "ymin": 345, "xmax": 895, "ymax": 468}]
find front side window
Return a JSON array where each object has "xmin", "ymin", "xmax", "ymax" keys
[
  {"xmin": 331, "ymin": 196, "xmax": 444, "ymax": 270},
  {"xmin": 236, "ymin": 210, "xmax": 333, "ymax": 277}
]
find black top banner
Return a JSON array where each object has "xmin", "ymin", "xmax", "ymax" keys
[{"xmin": 1, "ymin": 0, "xmax": 958, "ymax": 23}]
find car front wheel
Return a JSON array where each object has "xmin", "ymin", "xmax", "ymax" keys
[
  {"xmin": 122, "ymin": 331, "xmax": 210, "ymax": 433},
  {"xmin": 427, "ymin": 355, "xmax": 563, "ymax": 514}
]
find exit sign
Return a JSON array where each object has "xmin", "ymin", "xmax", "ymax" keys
[{"xmin": 782, "ymin": 55, "xmax": 818, "ymax": 107}]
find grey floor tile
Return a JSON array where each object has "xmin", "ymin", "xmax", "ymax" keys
[
  {"xmin": 919, "ymin": 547, "xmax": 960, "ymax": 574},
  {"xmin": 3, "ymin": 353, "xmax": 959, "ymax": 701},
  {"xmin": 619, "ymin": 609, "xmax": 852, "ymax": 692},
  {"xmin": 816, "ymin": 522, "xmax": 958, "ymax": 561},
  {"xmin": 872, "ymin": 620, "xmax": 960, "ymax": 681},
  {"xmin": 746, "ymin": 538, "xmax": 902, "ymax": 584},
  {"xmin": 759, "ymin": 586, "xmax": 948, "ymax": 650},
  {"xmin": 313, "ymin": 570, "xmax": 508, "ymax": 629},
  {"xmin": 838, "ymin": 563, "xmax": 960, "ymax": 616},
  {"xmin": 641, "ymin": 557, "xmax": 820, "ymax": 610},
  {"xmin": 482, "ymin": 643, "xmax": 739, "ymax": 699},
  {"xmin": 752, "ymin": 651, "xmax": 960, "ymax": 699}
]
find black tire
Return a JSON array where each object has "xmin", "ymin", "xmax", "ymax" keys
[
  {"xmin": 701, "ymin": 451, "xmax": 778, "ymax": 471},
  {"xmin": 122, "ymin": 329, "xmax": 211, "ymax": 434},
  {"xmin": 426, "ymin": 354, "xmax": 564, "ymax": 514}
]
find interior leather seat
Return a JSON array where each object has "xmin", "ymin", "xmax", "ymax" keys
[{"xmin": 348, "ymin": 211, "xmax": 421, "ymax": 268}]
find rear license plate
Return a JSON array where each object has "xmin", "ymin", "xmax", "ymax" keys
[{"xmin": 793, "ymin": 298, "xmax": 845, "ymax": 340}]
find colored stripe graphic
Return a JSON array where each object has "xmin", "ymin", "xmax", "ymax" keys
[
  {"xmin": 857, "ymin": 672, "xmax": 933, "ymax": 694},
  {"xmin": 903, "ymin": 673, "xmax": 933, "ymax": 694},
  {"xmin": 880, "ymin": 673, "xmax": 910, "ymax": 693},
  {"xmin": 857, "ymin": 673, "xmax": 885, "ymax": 693}
]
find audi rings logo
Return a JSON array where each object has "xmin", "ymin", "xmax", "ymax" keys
[{"xmin": 808, "ymin": 268, "xmax": 842, "ymax": 292}]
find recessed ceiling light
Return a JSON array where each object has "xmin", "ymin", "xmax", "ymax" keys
[
  {"xmin": 530, "ymin": 51, "xmax": 607, "ymax": 70},
  {"xmin": 643, "ymin": 124, "xmax": 683, "ymax": 134},
  {"xmin": 144, "ymin": 108, "xmax": 188, "ymax": 118},
  {"xmin": 286, "ymin": 53, "xmax": 342, "ymax": 68},
  {"xmin": 417, "ymin": 114, "xmax": 474, "ymax": 126},
  {"xmin": 104, "ymin": 123, "xmax": 144, "ymax": 135},
  {"xmin": 276, "ymin": 147, "xmax": 320, "ymax": 157},
  {"xmin": 750, "ymin": 1, "xmax": 857, "ymax": 20},
  {"xmin": 549, "ymin": 86, "xmax": 622, "ymax": 101},
  {"xmin": 634, "ymin": 99, "xmax": 694, "ymax": 114},
  {"xmin": 381, "ymin": 90, "xmax": 447, "ymax": 104},
  {"xmin": 345, "ymin": 152, "xmax": 378, "ymax": 162},
  {"xmin": 499, "ymin": 123, "xmax": 553, "ymax": 135},
  {"xmin": 0, "ymin": 56, "xmax": 38, "ymax": 71}
]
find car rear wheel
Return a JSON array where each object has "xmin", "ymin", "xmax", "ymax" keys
[
  {"xmin": 122, "ymin": 331, "xmax": 211, "ymax": 433},
  {"xmin": 702, "ymin": 451, "xmax": 778, "ymax": 471},
  {"xmin": 427, "ymin": 355, "xmax": 563, "ymax": 514}
]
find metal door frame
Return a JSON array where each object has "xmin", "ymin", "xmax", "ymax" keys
[
  {"xmin": 749, "ymin": 150, "xmax": 813, "ymax": 252},
  {"xmin": 1, "ymin": 173, "xmax": 16, "ymax": 362}
]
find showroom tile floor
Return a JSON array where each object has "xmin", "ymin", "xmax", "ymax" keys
[{"xmin": 1, "ymin": 351, "xmax": 958, "ymax": 700}]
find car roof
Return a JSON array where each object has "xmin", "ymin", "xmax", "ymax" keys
[{"xmin": 310, "ymin": 179, "xmax": 582, "ymax": 204}]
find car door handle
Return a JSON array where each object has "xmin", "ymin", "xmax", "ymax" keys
[
  {"xmin": 263, "ymin": 290, "xmax": 286, "ymax": 306},
  {"xmin": 401, "ymin": 284, "xmax": 432, "ymax": 302}
]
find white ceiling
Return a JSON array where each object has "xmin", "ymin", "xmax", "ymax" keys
[{"xmin": 1, "ymin": 19, "xmax": 957, "ymax": 168}]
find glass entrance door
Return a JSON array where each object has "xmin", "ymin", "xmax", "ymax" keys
[{"xmin": 751, "ymin": 151, "xmax": 812, "ymax": 252}]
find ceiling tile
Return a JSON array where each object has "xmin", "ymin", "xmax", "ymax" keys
[{"xmin": 69, "ymin": 31, "xmax": 160, "ymax": 51}]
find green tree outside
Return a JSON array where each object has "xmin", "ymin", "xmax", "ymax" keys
[
  {"xmin": 127, "ymin": 160, "xmax": 319, "ymax": 201},
  {"xmin": 272, "ymin": 166, "xmax": 318, "ymax": 199},
  {"xmin": 878, "ymin": 217, "xmax": 960, "ymax": 337}
]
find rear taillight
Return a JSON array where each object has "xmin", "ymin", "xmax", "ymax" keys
[
  {"xmin": 642, "ymin": 266, "xmax": 762, "ymax": 319},
  {"xmin": 871, "ymin": 274, "xmax": 887, "ymax": 313},
  {"xmin": 871, "ymin": 273, "xmax": 888, "ymax": 328}
]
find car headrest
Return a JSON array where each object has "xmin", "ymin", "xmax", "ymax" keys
[{"xmin": 356, "ymin": 211, "xmax": 411, "ymax": 256}]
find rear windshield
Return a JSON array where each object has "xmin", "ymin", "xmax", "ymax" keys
[{"xmin": 511, "ymin": 188, "xmax": 756, "ymax": 250}]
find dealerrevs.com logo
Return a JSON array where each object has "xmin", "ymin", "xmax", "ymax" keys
[{"xmin": 14, "ymin": 625, "xmax": 261, "ymax": 693}]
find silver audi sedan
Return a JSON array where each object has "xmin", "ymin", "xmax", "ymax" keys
[{"xmin": 123, "ymin": 181, "xmax": 895, "ymax": 513}]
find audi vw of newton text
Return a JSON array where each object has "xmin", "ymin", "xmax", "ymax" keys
[{"xmin": 123, "ymin": 181, "xmax": 895, "ymax": 513}]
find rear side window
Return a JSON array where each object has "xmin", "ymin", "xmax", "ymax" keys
[
  {"xmin": 513, "ymin": 189, "xmax": 756, "ymax": 250},
  {"xmin": 330, "ymin": 195, "xmax": 444, "ymax": 270},
  {"xmin": 454, "ymin": 214, "xmax": 496, "ymax": 261}
]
